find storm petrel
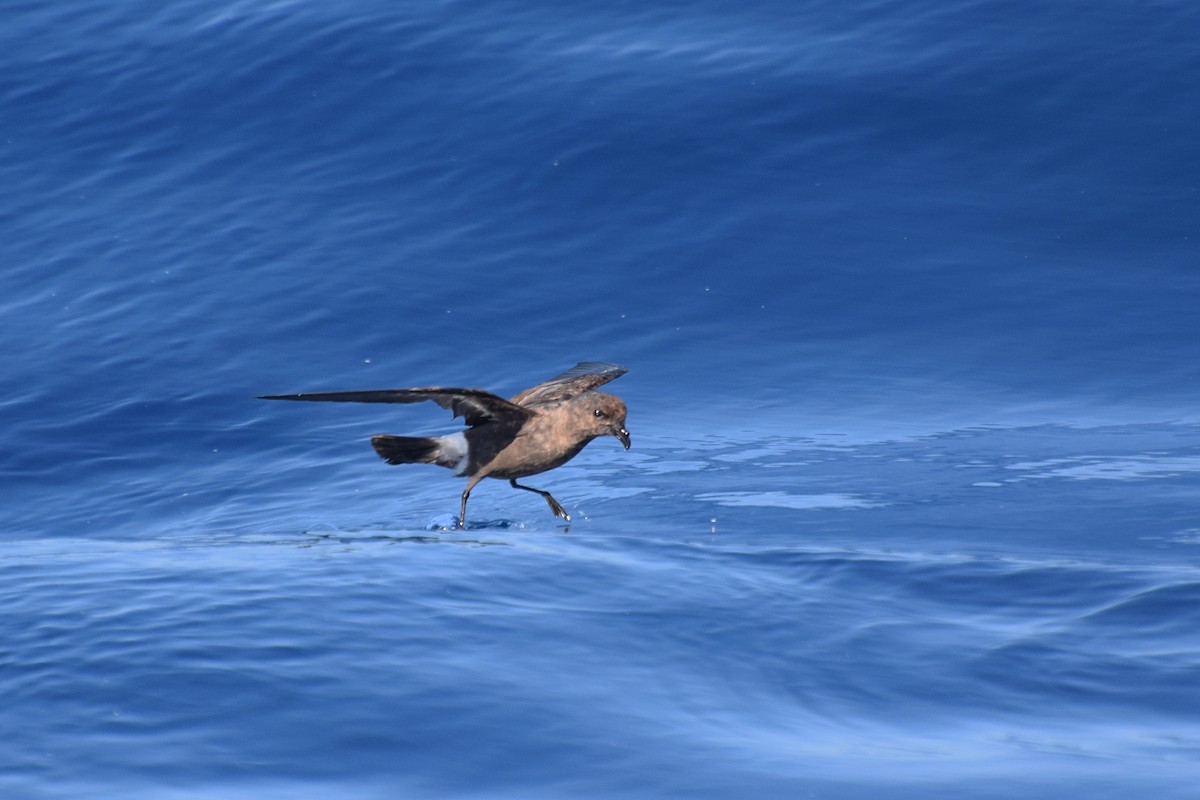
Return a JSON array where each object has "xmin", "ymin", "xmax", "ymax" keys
[{"xmin": 260, "ymin": 361, "xmax": 630, "ymax": 527}]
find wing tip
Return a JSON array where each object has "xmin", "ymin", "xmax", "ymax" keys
[{"xmin": 564, "ymin": 361, "xmax": 628, "ymax": 378}]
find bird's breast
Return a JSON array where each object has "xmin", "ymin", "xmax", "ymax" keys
[{"xmin": 480, "ymin": 412, "xmax": 594, "ymax": 479}]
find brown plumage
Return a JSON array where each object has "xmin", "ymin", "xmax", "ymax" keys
[{"xmin": 260, "ymin": 362, "xmax": 630, "ymax": 527}]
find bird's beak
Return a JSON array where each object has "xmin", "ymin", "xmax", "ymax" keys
[{"xmin": 615, "ymin": 427, "xmax": 631, "ymax": 450}]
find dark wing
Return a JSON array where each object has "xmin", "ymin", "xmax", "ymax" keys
[
  {"xmin": 259, "ymin": 387, "xmax": 533, "ymax": 427},
  {"xmin": 510, "ymin": 362, "xmax": 628, "ymax": 406}
]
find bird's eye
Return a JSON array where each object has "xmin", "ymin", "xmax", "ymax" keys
[{"xmin": 594, "ymin": 408, "xmax": 604, "ymax": 418}]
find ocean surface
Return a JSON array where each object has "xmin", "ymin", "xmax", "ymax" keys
[{"xmin": 3, "ymin": 1, "xmax": 1199, "ymax": 797}]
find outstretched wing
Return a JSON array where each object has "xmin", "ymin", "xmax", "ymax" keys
[
  {"xmin": 259, "ymin": 387, "xmax": 533, "ymax": 427},
  {"xmin": 510, "ymin": 362, "xmax": 628, "ymax": 406}
]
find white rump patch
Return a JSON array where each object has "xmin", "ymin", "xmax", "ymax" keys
[{"xmin": 442, "ymin": 432, "xmax": 469, "ymax": 474}]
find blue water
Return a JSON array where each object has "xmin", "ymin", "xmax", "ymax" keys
[{"xmin": 3, "ymin": 1, "xmax": 1199, "ymax": 797}]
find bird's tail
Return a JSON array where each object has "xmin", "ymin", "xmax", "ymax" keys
[
  {"xmin": 371, "ymin": 435, "xmax": 440, "ymax": 465},
  {"xmin": 371, "ymin": 434, "xmax": 467, "ymax": 472}
]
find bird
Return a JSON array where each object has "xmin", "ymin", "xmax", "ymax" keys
[{"xmin": 259, "ymin": 361, "xmax": 630, "ymax": 528}]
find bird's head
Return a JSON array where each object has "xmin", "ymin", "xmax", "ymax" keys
[{"xmin": 588, "ymin": 392, "xmax": 630, "ymax": 450}]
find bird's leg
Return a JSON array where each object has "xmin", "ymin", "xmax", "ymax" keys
[
  {"xmin": 509, "ymin": 479, "xmax": 570, "ymax": 521},
  {"xmin": 459, "ymin": 475, "xmax": 484, "ymax": 529}
]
